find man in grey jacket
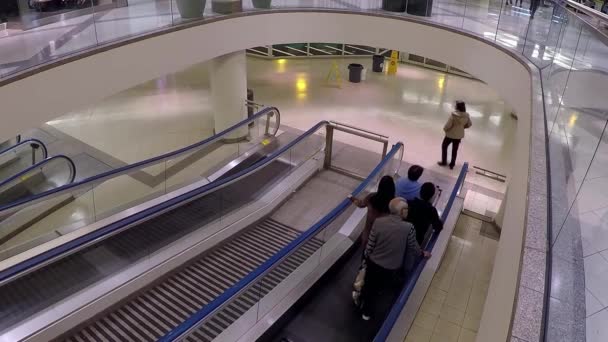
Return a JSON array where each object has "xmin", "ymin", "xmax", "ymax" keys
[
  {"xmin": 438, "ymin": 100, "xmax": 472, "ymax": 170},
  {"xmin": 359, "ymin": 197, "xmax": 431, "ymax": 320}
]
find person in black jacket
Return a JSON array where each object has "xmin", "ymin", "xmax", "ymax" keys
[{"xmin": 406, "ymin": 182, "xmax": 443, "ymax": 244}]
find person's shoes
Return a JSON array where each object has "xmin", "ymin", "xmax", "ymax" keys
[
  {"xmin": 530, "ymin": 15, "xmax": 534, "ymax": 19},
  {"xmin": 437, "ymin": 162, "xmax": 447, "ymax": 167},
  {"xmin": 449, "ymin": 165, "xmax": 454, "ymax": 170},
  {"xmin": 362, "ymin": 314, "xmax": 371, "ymax": 321}
]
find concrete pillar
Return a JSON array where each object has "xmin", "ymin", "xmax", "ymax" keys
[{"xmin": 209, "ymin": 50, "xmax": 248, "ymax": 141}]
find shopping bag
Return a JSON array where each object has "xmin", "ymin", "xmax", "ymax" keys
[{"xmin": 353, "ymin": 267, "xmax": 366, "ymax": 292}]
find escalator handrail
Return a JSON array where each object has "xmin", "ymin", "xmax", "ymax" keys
[
  {"xmin": 0, "ymin": 119, "xmax": 323, "ymax": 285},
  {"xmin": 373, "ymin": 162, "xmax": 469, "ymax": 342},
  {"xmin": 0, "ymin": 138, "xmax": 48, "ymax": 161},
  {"xmin": 0, "ymin": 155, "xmax": 77, "ymax": 193},
  {"xmin": 0, "ymin": 107, "xmax": 280, "ymax": 216},
  {"xmin": 159, "ymin": 142, "xmax": 405, "ymax": 341}
]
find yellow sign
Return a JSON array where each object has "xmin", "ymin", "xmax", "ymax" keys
[
  {"xmin": 387, "ymin": 50, "xmax": 399, "ymax": 75},
  {"xmin": 262, "ymin": 139, "xmax": 271, "ymax": 146},
  {"xmin": 326, "ymin": 61, "xmax": 342, "ymax": 88}
]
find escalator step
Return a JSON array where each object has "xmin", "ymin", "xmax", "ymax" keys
[{"xmin": 64, "ymin": 217, "xmax": 325, "ymax": 342}]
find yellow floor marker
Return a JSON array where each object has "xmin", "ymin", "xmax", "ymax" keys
[{"xmin": 326, "ymin": 61, "xmax": 342, "ymax": 88}]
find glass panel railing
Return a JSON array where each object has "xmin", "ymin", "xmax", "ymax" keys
[
  {"xmin": 0, "ymin": 0, "xmax": 602, "ymax": 82},
  {"xmin": 373, "ymin": 162, "xmax": 469, "ymax": 341},
  {"xmin": 542, "ymin": 3, "xmax": 608, "ymax": 341},
  {"xmin": 0, "ymin": 138, "xmax": 47, "ymax": 183},
  {"xmin": 0, "ymin": 154, "xmax": 76, "ymax": 207},
  {"xmin": 160, "ymin": 142, "xmax": 404, "ymax": 342},
  {"xmin": 0, "ymin": 107, "xmax": 280, "ymax": 263},
  {"xmin": 0, "ymin": 119, "xmax": 324, "ymax": 284},
  {"xmin": 0, "ymin": 122, "xmax": 330, "ymax": 337}
]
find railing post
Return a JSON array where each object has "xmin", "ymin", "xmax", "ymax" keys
[
  {"xmin": 264, "ymin": 112, "xmax": 271, "ymax": 135},
  {"xmin": 324, "ymin": 125, "xmax": 334, "ymax": 169},
  {"xmin": 31, "ymin": 143, "xmax": 40, "ymax": 165},
  {"xmin": 381, "ymin": 141, "xmax": 388, "ymax": 160}
]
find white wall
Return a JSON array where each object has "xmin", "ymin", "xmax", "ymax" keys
[{"xmin": 0, "ymin": 12, "xmax": 532, "ymax": 341}]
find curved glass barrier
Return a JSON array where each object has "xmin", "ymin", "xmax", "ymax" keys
[
  {"xmin": 0, "ymin": 107, "xmax": 279, "ymax": 264},
  {"xmin": 0, "ymin": 138, "xmax": 48, "ymax": 183},
  {"xmin": 160, "ymin": 142, "xmax": 404, "ymax": 341},
  {"xmin": 0, "ymin": 155, "xmax": 76, "ymax": 207}
]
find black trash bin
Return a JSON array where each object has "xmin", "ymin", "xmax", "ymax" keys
[
  {"xmin": 382, "ymin": 0, "xmax": 406, "ymax": 11},
  {"xmin": 372, "ymin": 55, "xmax": 384, "ymax": 73},
  {"xmin": 348, "ymin": 64, "xmax": 364, "ymax": 83},
  {"xmin": 406, "ymin": 0, "xmax": 433, "ymax": 16}
]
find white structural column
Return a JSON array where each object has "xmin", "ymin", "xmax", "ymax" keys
[{"xmin": 209, "ymin": 50, "xmax": 248, "ymax": 141}]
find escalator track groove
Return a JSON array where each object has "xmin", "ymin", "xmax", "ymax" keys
[{"xmin": 64, "ymin": 219, "xmax": 324, "ymax": 342}]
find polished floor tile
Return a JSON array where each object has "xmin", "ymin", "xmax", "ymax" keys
[{"xmin": 406, "ymin": 215, "xmax": 498, "ymax": 341}]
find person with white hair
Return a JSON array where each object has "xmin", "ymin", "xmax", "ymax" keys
[{"xmin": 358, "ymin": 197, "xmax": 431, "ymax": 320}]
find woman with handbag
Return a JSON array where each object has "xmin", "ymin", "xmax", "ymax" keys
[{"xmin": 438, "ymin": 100, "xmax": 472, "ymax": 170}]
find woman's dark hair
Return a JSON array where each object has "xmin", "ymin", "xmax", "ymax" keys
[
  {"xmin": 370, "ymin": 175, "xmax": 395, "ymax": 214},
  {"xmin": 455, "ymin": 101, "xmax": 466, "ymax": 112}
]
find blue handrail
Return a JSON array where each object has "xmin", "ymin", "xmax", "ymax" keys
[
  {"xmin": 0, "ymin": 107, "xmax": 279, "ymax": 215},
  {"xmin": 0, "ymin": 155, "xmax": 76, "ymax": 193},
  {"xmin": 159, "ymin": 142, "xmax": 405, "ymax": 341},
  {"xmin": 373, "ymin": 162, "xmax": 469, "ymax": 342},
  {"xmin": 0, "ymin": 138, "xmax": 48, "ymax": 161},
  {"xmin": 0, "ymin": 120, "xmax": 324, "ymax": 285}
]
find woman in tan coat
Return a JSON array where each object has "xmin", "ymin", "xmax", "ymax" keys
[{"xmin": 438, "ymin": 101, "xmax": 472, "ymax": 169}]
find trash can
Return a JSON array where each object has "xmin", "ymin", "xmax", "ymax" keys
[
  {"xmin": 372, "ymin": 55, "xmax": 384, "ymax": 72},
  {"xmin": 382, "ymin": 0, "xmax": 406, "ymax": 12},
  {"xmin": 348, "ymin": 63, "xmax": 364, "ymax": 83},
  {"xmin": 406, "ymin": 0, "xmax": 433, "ymax": 16}
]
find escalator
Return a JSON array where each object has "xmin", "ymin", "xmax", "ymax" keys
[
  {"xmin": 262, "ymin": 165, "xmax": 469, "ymax": 342},
  {"xmin": 0, "ymin": 138, "xmax": 47, "ymax": 183},
  {"xmin": 0, "ymin": 107, "xmax": 282, "ymax": 262},
  {"xmin": 0, "ymin": 117, "xmax": 326, "ymax": 341},
  {"xmin": 0, "ymin": 119, "xmax": 397, "ymax": 342},
  {"xmin": 65, "ymin": 218, "xmax": 324, "ymax": 342},
  {"xmin": 0, "ymin": 155, "xmax": 76, "ymax": 207},
  {"xmin": 0, "ymin": 156, "xmax": 296, "ymax": 334},
  {"xmin": 55, "ymin": 132, "xmax": 398, "ymax": 342}
]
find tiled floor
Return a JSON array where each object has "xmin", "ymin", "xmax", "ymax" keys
[
  {"xmin": 405, "ymin": 214, "xmax": 498, "ymax": 342},
  {"xmin": 463, "ymin": 188, "xmax": 501, "ymax": 218}
]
